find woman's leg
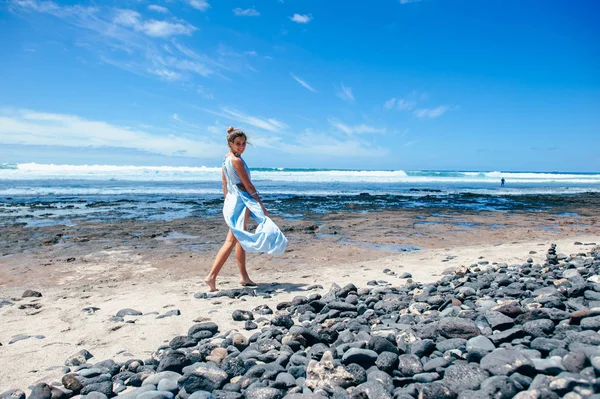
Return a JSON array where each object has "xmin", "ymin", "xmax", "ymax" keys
[
  {"xmin": 204, "ymin": 229, "xmax": 237, "ymax": 291},
  {"xmin": 237, "ymin": 208, "xmax": 255, "ymax": 285}
]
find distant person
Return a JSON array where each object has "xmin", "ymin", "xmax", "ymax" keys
[
  {"xmin": 501, "ymin": 177, "xmax": 505, "ymax": 187},
  {"xmin": 204, "ymin": 126, "xmax": 287, "ymax": 291}
]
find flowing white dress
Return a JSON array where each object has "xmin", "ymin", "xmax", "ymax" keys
[{"xmin": 222, "ymin": 155, "xmax": 287, "ymax": 255}]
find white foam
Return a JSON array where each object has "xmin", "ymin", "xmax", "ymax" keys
[{"xmin": 0, "ymin": 163, "xmax": 599, "ymax": 185}]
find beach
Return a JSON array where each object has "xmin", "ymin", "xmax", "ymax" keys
[{"xmin": 1, "ymin": 201, "xmax": 599, "ymax": 391}]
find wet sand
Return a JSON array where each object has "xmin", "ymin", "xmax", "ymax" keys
[{"xmin": 0, "ymin": 205, "xmax": 599, "ymax": 390}]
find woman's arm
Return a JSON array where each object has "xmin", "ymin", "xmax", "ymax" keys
[
  {"xmin": 222, "ymin": 168, "xmax": 228, "ymax": 199},
  {"xmin": 231, "ymin": 157, "xmax": 269, "ymax": 216}
]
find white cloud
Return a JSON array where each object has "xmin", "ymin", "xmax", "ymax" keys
[
  {"xmin": 204, "ymin": 108, "xmax": 288, "ymax": 132},
  {"xmin": 397, "ymin": 99, "xmax": 416, "ymax": 110},
  {"xmin": 384, "ymin": 97, "xmax": 415, "ymax": 110},
  {"xmin": 147, "ymin": 68, "xmax": 182, "ymax": 81},
  {"xmin": 289, "ymin": 13, "xmax": 312, "ymax": 23},
  {"xmin": 187, "ymin": 0, "xmax": 210, "ymax": 11},
  {"xmin": 0, "ymin": 108, "xmax": 222, "ymax": 158},
  {"xmin": 414, "ymin": 105, "xmax": 450, "ymax": 119},
  {"xmin": 233, "ymin": 7, "xmax": 260, "ymax": 17},
  {"xmin": 400, "ymin": 0, "xmax": 422, "ymax": 3},
  {"xmin": 336, "ymin": 84, "xmax": 354, "ymax": 103},
  {"xmin": 290, "ymin": 73, "xmax": 317, "ymax": 93},
  {"xmin": 279, "ymin": 132, "xmax": 387, "ymax": 158},
  {"xmin": 9, "ymin": 1, "xmax": 227, "ymax": 84},
  {"xmin": 148, "ymin": 5, "xmax": 169, "ymax": 13},
  {"xmin": 113, "ymin": 9, "xmax": 196, "ymax": 37},
  {"xmin": 197, "ymin": 85, "xmax": 214, "ymax": 99},
  {"xmin": 384, "ymin": 98, "xmax": 396, "ymax": 109},
  {"xmin": 328, "ymin": 119, "xmax": 386, "ymax": 134},
  {"xmin": 244, "ymin": 50, "xmax": 258, "ymax": 56}
]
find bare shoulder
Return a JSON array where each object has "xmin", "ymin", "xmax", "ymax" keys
[{"xmin": 231, "ymin": 156, "xmax": 243, "ymax": 166}]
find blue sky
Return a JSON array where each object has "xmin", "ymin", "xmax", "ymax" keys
[{"xmin": 0, "ymin": 0, "xmax": 598, "ymax": 171}]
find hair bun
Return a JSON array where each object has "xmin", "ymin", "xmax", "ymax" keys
[{"xmin": 227, "ymin": 126, "xmax": 235, "ymax": 134}]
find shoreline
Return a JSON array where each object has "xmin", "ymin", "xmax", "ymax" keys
[{"xmin": 1, "ymin": 206, "xmax": 599, "ymax": 391}]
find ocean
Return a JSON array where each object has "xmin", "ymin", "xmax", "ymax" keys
[{"xmin": 1, "ymin": 163, "xmax": 599, "ymax": 227}]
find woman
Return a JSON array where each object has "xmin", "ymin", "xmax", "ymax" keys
[{"xmin": 204, "ymin": 126, "xmax": 287, "ymax": 291}]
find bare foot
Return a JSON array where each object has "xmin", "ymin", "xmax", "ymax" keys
[
  {"xmin": 204, "ymin": 276, "xmax": 218, "ymax": 292},
  {"xmin": 240, "ymin": 279, "xmax": 257, "ymax": 287}
]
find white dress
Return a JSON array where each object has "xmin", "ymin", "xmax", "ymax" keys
[{"xmin": 221, "ymin": 155, "xmax": 287, "ymax": 255}]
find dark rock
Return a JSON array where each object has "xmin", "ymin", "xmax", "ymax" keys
[
  {"xmin": 180, "ymin": 362, "xmax": 228, "ymax": 392},
  {"xmin": 375, "ymin": 351, "xmax": 399, "ymax": 373},
  {"xmin": 341, "ymin": 348, "xmax": 378, "ymax": 368},
  {"xmin": 397, "ymin": 354, "xmax": 423, "ymax": 377},
  {"xmin": 28, "ymin": 384, "xmax": 52, "ymax": 399},
  {"xmin": 271, "ymin": 314, "xmax": 294, "ymax": 329},
  {"xmin": 80, "ymin": 381, "xmax": 113, "ymax": 396},
  {"xmin": 484, "ymin": 311, "xmax": 515, "ymax": 330},
  {"xmin": 232, "ymin": 310, "xmax": 254, "ymax": 321},
  {"xmin": 523, "ymin": 319, "xmax": 555, "ymax": 338},
  {"xmin": 368, "ymin": 336, "xmax": 399, "ymax": 355},
  {"xmin": 438, "ymin": 317, "xmax": 481, "ymax": 339},
  {"xmin": 22, "ymin": 289, "xmax": 42, "ymax": 298},
  {"xmin": 157, "ymin": 351, "xmax": 190, "ymax": 373},
  {"xmin": 170, "ymin": 336, "xmax": 197, "ymax": 350},
  {"xmin": 479, "ymin": 376, "xmax": 518, "ymax": 399}
]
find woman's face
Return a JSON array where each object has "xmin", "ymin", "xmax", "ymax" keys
[{"xmin": 230, "ymin": 136, "xmax": 247, "ymax": 155}]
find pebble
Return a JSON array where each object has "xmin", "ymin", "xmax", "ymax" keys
[{"xmin": 2, "ymin": 243, "xmax": 599, "ymax": 399}]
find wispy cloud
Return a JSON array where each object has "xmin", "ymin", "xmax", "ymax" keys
[
  {"xmin": 9, "ymin": 1, "xmax": 226, "ymax": 83},
  {"xmin": 148, "ymin": 5, "xmax": 169, "ymax": 13},
  {"xmin": 384, "ymin": 97, "xmax": 416, "ymax": 110},
  {"xmin": 279, "ymin": 131, "xmax": 388, "ymax": 158},
  {"xmin": 233, "ymin": 7, "xmax": 260, "ymax": 17},
  {"xmin": 328, "ymin": 119, "xmax": 386, "ymax": 134},
  {"xmin": 147, "ymin": 68, "xmax": 182, "ymax": 81},
  {"xmin": 336, "ymin": 84, "xmax": 355, "ymax": 102},
  {"xmin": 289, "ymin": 13, "xmax": 312, "ymax": 23},
  {"xmin": 186, "ymin": 0, "xmax": 210, "ymax": 11},
  {"xmin": 414, "ymin": 105, "xmax": 450, "ymax": 119},
  {"xmin": 113, "ymin": 9, "xmax": 196, "ymax": 37},
  {"xmin": 290, "ymin": 73, "xmax": 317, "ymax": 93},
  {"xmin": 399, "ymin": 0, "xmax": 422, "ymax": 4},
  {"xmin": 197, "ymin": 85, "xmax": 214, "ymax": 99},
  {"xmin": 0, "ymin": 108, "xmax": 222, "ymax": 157},
  {"xmin": 204, "ymin": 108, "xmax": 288, "ymax": 132}
]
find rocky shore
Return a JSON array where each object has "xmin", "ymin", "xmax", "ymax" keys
[{"xmin": 2, "ymin": 243, "xmax": 600, "ymax": 398}]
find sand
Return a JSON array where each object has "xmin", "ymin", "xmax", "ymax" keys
[{"xmin": 0, "ymin": 208, "xmax": 598, "ymax": 391}]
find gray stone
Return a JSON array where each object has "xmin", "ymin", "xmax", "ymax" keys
[
  {"xmin": 485, "ymin": 311, "xmax": 515, "ymax": 330},
  {"xmin": 480, "ymin": 375, "xmax": 518, "ymax": 399},
  {"xmin": 116, "ymin": 308, "xmax": 143, "ymax": 317},
  {"xmin": 532, "ymin": 357, "xmax": 566, "ymax": 375},
  {"xmin": 180, "ymin": 362, "xmax": 229, "ymax": 392},
  {"xmin": 65, "ymin": 349, "xmax": 93, "ymax": 367},
  {"xmin": 442, "ymin": 363, "xmax": 489, "ymax": 392},
  {"xmin": 0, "ymin": 390, "xmax": 26, "ymax": 399},
  {"xmin": 136, "ymin": 392, "xmax": 175, "ymax": 399},
  {"xmin": 580, "ymin": 315, "xmax": 600, "ymax": 330},
  {"xmin": 480, "ymin": 349, "xmax": 535, "ymax": 376},
  {"xmin": 142, "ymin": 371, "xmax": 183, "ymax": 385},
  {"xmin": 341, "ymin": 348, "xmax": 378, "ymax": 367},
  {"xmin": 397, "ymin": 354, "xmax": 423, "ymax": 377}
]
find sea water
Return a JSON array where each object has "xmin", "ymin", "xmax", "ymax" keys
[{"xmin": 1, "ymin": 163, "xmax": 599, "ymax": 226}]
